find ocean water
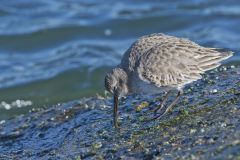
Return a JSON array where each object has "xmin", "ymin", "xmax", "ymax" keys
[{"xmin": 0, "ymin": 0, "xmax": 239, "ymax": 120}]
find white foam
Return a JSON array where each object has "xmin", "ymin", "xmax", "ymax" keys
[{"xmin": 0, "ymin": 100, "xmax": 33, "ymax": 110}]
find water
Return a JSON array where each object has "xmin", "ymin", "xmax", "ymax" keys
[{"xmin": 0, "ymin": 0, "xmax": 239, "ymax": 120}]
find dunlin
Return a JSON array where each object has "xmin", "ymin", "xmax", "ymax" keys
[{"xmin": 105, "ymin": 33, "xmax": 233, "ymax": 128}]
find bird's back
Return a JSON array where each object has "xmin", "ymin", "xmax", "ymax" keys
[
  {"xmin": 119, "ymin": 33, "xmax": 233, "ymax": 91},
  {"xmin": 120, "ymin": 33, "xmax": 197, "ymax": 71}
]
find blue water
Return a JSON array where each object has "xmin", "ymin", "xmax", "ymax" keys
[{"xmin": 0, "ymin": 0, "xmax": 239, "ymax": 120}]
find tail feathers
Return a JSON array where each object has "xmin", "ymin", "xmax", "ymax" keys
[
  {"xmin": 209, "ymin": 47, "xmax": 234, "ymax": 60},
  {"xmin": 199, "ymin": 49, "xmax": 233, "ymax": 72},
  {"xmin": 219, "ymin": 51, "xmax": 234, "ymax": 60}
]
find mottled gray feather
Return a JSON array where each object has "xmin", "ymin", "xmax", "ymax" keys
[
  {"xmin": 119, "ymin": 33, "xmax": 233, "ymax": 88},
  {"xmin": 104, "ymin": 33, "xmax": 235, "ymax": 95}
]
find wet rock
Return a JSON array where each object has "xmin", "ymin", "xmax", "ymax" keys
[{"xmin": 0, "ymin": 67, "xmax": 240, "ymax": 159}]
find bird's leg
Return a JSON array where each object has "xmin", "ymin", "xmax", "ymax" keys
[
  {"xmin": 113, "ymin": 92, "xmax": 119, "ymax": 129},
  {"xmin": 151, "ymin": 90, "xmax": 183, "ymax": 120},
  {"xmin": 151, "ymin": 91, "xmax": 171, "ymax": 113}
]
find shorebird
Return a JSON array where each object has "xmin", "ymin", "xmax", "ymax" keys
[{"xmin": 104, "ymin": 33, "xmax": 233, "ymax": 128}]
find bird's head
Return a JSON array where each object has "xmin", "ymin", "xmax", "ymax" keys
[
  {"xmin": 105, "ymin": 68, "xmax": 128, "ymax": 97},
  {"xmin": 104, "ymin": 68, "xmax": 128, "ymax": 128}
]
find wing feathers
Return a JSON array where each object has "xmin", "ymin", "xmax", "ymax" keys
[{"xmin": 137, "ymin": 43, "xmax": 233, "ymax": 87}]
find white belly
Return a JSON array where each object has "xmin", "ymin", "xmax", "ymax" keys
[{"xmin": 128, "ymin": 75, "xmax": 175, "ymax": 94}]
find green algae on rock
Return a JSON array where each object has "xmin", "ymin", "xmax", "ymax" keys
[{"xmin": 0, "ymin": 67, "xmax": 240, "ymax": 159}]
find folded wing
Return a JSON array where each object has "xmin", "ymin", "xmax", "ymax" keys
[{"xmin": 137, "ymin": 43, "xmax": 233, "ymax": 88}]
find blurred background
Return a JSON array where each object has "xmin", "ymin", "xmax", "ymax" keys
[{"xmin": 0, "ymin": 0, "xmax": 239, "ymax": 120}]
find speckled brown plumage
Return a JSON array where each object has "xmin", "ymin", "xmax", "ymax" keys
[
  {"xmin": 105, "ymin": 33, "xmax": 233, "ymax": 128},
  {"xmin": 120, "ymin": 33, "xmax": 232, "ymax": 91}
]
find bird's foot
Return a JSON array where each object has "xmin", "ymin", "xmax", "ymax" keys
[{"xmin": 149, "ymin": 104, "xmax": 165, "ymax": 117}]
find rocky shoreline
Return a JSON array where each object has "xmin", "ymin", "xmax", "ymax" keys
[{"xmin": 0, "ymin": 66, "xmax": 240, "ymax": 160}]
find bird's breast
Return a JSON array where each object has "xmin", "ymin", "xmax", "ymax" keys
[{"xmin": 128, "ymin": 74, "xmax": 173, "ymax": 94}]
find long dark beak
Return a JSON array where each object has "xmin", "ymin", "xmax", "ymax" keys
[{"xmin": 113, "ymin": 92, "xmax": 119, "ymax": 129}]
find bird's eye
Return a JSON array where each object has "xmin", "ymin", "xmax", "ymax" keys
[{"xmin": 119, "ymin": 79, "xmax": 123, "ymax": 86}]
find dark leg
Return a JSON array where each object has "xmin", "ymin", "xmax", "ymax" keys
[
  {"xmin": 151, "ymin": 91, "xmax": 171, "ymax": 113},
  {"xmin": 151, "ymin": 90, "xmax": 183, "ymax": 120}
]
